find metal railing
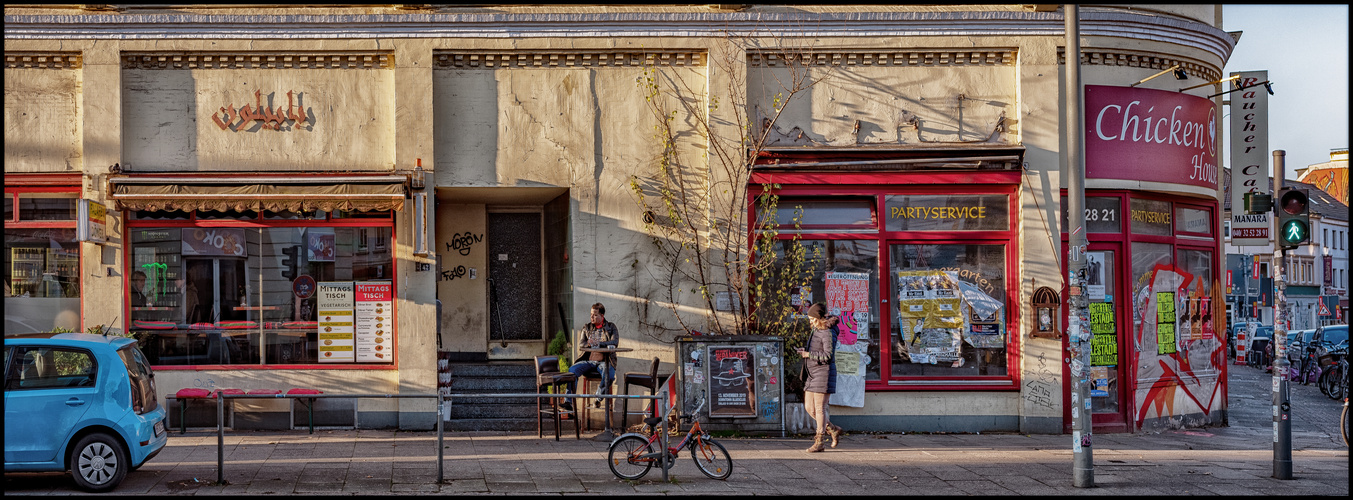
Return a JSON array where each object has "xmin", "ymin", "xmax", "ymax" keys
[{"xmin": 207, "ymin": 391, "xmax": 670, "ymax": 484}]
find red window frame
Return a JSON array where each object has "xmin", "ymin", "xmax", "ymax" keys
[
  {"xmin": 750, "ymin": 171, "xmax": 1023, "ymax": 391},
  {"xmin": 125, "ymin": 209, "xmax": 397, "ymax": 370},
  {"xmin": 4, "ymin": 183, "xmax": 84, "ymax": 331}
]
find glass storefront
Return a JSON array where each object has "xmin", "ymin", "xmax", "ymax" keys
[
  {"xmin": 126, "ymin": 210, "xmax": 395, "ymax": 367},
  {"xmin": 755, "ymin": 182, "xmax": 1018, "ymax": 389},
  {"xmin": 4, "ymin": 191, "xmax": 80, "ymax": 333}
]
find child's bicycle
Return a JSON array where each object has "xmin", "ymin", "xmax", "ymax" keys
[{"xmin": 606, "ymin": 402, "xmax": 732, "ymax": 481}]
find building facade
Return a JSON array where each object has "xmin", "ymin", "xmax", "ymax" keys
[{"xmin": 4, "ymin": 4, "xmax": 1237, "ymax": 433}]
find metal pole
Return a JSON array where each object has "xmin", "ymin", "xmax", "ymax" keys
[
  {"xmin": 660, "ymin": 390, "xmax": 669, "ymax": 482},
  {"xmin": 437, "ymin": 395, "xmax": 445, "ymax": 484},
  {"xmin": 1271, "ymin": 150, "xmax": 1293, "ymax": 479},
  {"xmin": 1064, "ymin": 4, "xmax": 1094, "ymax": 488},
  {"xmin": 217, "ymin": 392, "xmax": 225, "ymax": 484}
]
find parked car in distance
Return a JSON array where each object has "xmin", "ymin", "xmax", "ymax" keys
[
  {"xmin": 4, "ymin": 332, "xmax": 167, "ymax": 492},
  {"xmin": 1286, "ymin": 328, "xmax": 1318, "ymax": 365},
  {"xmin": 1313, "ymin": 324, "xmax": 1349, "ymax": 352}
]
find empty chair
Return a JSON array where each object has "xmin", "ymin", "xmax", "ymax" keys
[
  {"xmin": 621, "ymin": 357, "xmax": 669, "ymax": 429},
  {"xmin": 534, "ymin": 355, "xmax": 580, "ymax": 440}
]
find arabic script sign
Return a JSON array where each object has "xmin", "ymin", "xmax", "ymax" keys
[{"xmin": 212, "ymin": 90, "xmax": 311, "ymax": 131}]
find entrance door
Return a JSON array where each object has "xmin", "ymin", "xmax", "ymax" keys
[
  {"xmin": 1062, "ymin": 244, "xmax": 1132, "ymax": 433},
  {"xmin": 486, "ymin": 212, "xmax": 543, "ymax": 344}
]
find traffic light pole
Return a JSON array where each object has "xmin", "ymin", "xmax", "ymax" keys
[
  {"xmin": 1064, "ymin": 5, "xmax": 1093, "ymax": 489},
  {"xmin": 1271, "ymin": 150, "xmax": 1292, "ymax": 480}
]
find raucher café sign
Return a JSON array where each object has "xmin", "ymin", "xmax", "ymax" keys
[{"xmin": 1084, "ymin": 85, "xmax": 1218, "ymax": 192}]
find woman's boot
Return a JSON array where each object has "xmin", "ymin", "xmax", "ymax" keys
[
  {"xmin": 805, "ymin": 433, "xmax": 826, "ymax": 453},
  {"xmin": 828, "ymin": 424, "xmax": 843, "ymax": 448}
]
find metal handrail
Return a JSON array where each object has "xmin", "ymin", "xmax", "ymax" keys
[{"xmin": 209, "ymin": 391, "xmax": 667, "ymax": 484}]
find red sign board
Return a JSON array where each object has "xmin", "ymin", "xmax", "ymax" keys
[{"xmin": 1085, "ymin": 85, "xmax": 1218, "ymax": 190}]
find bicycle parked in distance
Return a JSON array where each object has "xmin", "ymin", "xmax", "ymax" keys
[
  {"xmin": 1342, "ymin": 397, "xmax": 1349, "ymax": 447},
  {"xmin": 1318, "ymin": 340, "xmax": 1348, "ymax": 401},
  {"xmin": 606, "ymin": 401, "xmax": 732, "ymax": 481}
]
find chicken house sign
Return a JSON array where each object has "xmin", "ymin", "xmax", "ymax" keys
[{"xmin": 211, "ymin": 90, "xmax": 311, "ymax": 131}]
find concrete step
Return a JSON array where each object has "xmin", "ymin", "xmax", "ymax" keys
[
  {"xmin": 446, "ymin": 377, "xmax": 537, "ymax": 392},
  {"xmin": 446, "ymin": 402, "xmax": 538, "ymax": 419},
  {"xmin": 445, "ymin": 362, "xmax": 536, "ymax": 378},
  {"xmin": 442, "ymin": 417, "xmax": 582, "ymax": 433}
]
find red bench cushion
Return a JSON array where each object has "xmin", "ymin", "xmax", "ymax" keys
[
  {"xmin": 287, "ymin": 388, "xmax": 323, "ymax": 395},
  {"xmin": 175, "ymin": 388, "xmax": 212, "ymax": 399},
  {"xmin": 246, "ymin": 389, "xmax": 282, "ymax": 395},
  {"xmin": 211, "ymin": 388, "xmax": 246, "ymax": 397}
]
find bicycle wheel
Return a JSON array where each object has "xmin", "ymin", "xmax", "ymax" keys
[
  {"xmin": 608, "ymin": 435, "xmax": 655, "ymax": 481},
  {"xmin": 690, "ymin": 437, "xmax": 733, "ymax": 480},
  {"xmin": 1341, "ymin": 400, "xmax": 1349, "ymax": 447},
  {"xmin": 1321, "ymin": 368, "xmax": 1337, "ymax": 398}
]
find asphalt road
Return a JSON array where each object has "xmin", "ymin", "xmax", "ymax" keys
[{"xmin": 1225, "ymin": 356, "xmax": 1347, "ymax": 447}]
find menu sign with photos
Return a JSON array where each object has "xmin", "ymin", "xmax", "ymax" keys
[
  {"xmin": 355, "ymin": 281, "xmax": 393, "ymax": 363},
  {"xmin": 317, "ymin": 281, "xmax": 355, "ymax": 362}
]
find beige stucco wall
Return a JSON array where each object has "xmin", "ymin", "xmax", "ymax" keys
[
  {"xmin": 4, "ymin": 67, "xmax": 81, "ymax": 172},
  {"xmin": 3, "ymin": 4, "xmax": 1230, "ymax": 432},
  {"xmin": 120, "ymin": 67, "xmax": 395, "ymax": 172}
]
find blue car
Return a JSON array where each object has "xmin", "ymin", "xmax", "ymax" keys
[{"xmin": 4, "ymin": 333, "xmax": 167, "ymax": 492}]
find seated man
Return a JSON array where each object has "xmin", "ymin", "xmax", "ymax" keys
[{"xmin": 564, "ymin": 303, "xmax": 618, "ymax": 410}]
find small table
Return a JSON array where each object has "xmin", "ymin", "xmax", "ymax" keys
[{"xmin": 579, "ymin": 347, "xmax": 633, "ymax": 442}]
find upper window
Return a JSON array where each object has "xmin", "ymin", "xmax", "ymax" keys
[
  {"xmin": 883, "ymin": 195, "xmax": 1009, "ymax": 232},
  {"xmin": 1129, "ymin": 198, "xmax": 1172, "ymax": 236},
  {"xmin": 16, "ymin": 193, "xmax": 76, "ymax": 221},
  {"xmin": 760, "ymin": 198, "xmax": 875, "ymax": 231},
  {"xmin": 1176, "ymin": 206, "xmax": 1212, "ymax": 236}
]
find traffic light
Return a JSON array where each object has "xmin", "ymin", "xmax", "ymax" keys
[
  {"xmin": 1274, "ymin": 187, "xmax": 1310, "ymax": 249},
  {"xmin": 281, "ymin": 245, "xmax": 300, "ymax": 280}
]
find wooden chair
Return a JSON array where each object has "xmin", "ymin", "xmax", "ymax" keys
[
  {"xmin": 621, "ymin": 357, "xmax": 668, "ymax": 429},
  {"xmin": 534, "ymin": 355, "xmax": 579, "ymax": 440}
]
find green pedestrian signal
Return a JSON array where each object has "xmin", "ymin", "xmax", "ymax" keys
[{"xmin": 1274, "ymin": 187, "xmax": 1310, "ymax": 249}]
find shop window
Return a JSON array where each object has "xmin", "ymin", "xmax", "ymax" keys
[
  {"xmin": 1129, "ymin": 198, "xmax": 1172, "ymax": 236},
  {"xmin": 889, "ymin": 244, "xmax": 1007, "ymax": 377},
  {"xmin": 760, "ymin": 239, "xmax": 881, "ymax": 380},
  {"xmin": 5, "ymin": 190, "xmax": 81, "ymax": 334},
  {"xmin": 128, "ymin": 216, "xmax": 394, "ymax": 368}
]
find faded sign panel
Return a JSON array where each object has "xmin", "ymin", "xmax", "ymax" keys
[
  {"xmin": 121, "ymin": 68, "xmax": 395, "ymax": 172},
  {"xmin": 4, "ymin": 67, "xmax": 81, "ymax": 172}
]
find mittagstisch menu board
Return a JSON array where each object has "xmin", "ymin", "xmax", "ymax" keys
[
  {"xmin": 317, "ymin": 281, "xmax": 355, "ymax": 362},
  {"xmin": 354, "ymin": 281, "xmax": 392, "ymax": 363}
]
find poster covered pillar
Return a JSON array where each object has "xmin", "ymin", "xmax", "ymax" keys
[{"xmin": 675, "ymin": 336, "xmax": 784, "ymax": 436}]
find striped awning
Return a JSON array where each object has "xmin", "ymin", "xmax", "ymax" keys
[{"xmin": 109, "ymin": 174, "xmax": 407, "ymax": 213}]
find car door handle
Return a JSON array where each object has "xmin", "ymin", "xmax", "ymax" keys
[{"xmin": 65, "ymin": 398, "xmax": 86, "ymax": 407}]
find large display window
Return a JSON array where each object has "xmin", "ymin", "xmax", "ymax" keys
[
  {"xmin": 4, "ymin": 189, "xmax": 81, "ymax": 334},
  {"xmin": 752, "ymin": 176, "xmax": 1019, "ymax": 390},
  {"xmin": 125, "ymin": 209, "xmax": 395, "ymax": 368}
]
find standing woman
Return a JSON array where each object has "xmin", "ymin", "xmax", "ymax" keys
[{"xmin": 800, "ymin": 303, "xmax": 842, "ymax": 452}]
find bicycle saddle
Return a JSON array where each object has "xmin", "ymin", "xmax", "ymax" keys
[{"xmin": 643, "ymin": 417, "xmax": 663, "ymax": 427}]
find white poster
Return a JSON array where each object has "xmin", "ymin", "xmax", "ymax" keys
[
  {"xmin": 317, "ymin": 281, "xmax": 354, "ymax": 362},
  {"xmin": 354, "ymin": 281, "xmax": 393, "ymax": 363},
  {"xmin": 829, "ymin": 311, "xmax": 869, "ymax": 408},
  {"xmin": 1085, "ymin": 251, "xmax": 1106, "ymax": 301}
]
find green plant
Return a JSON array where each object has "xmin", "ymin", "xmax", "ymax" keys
[
  {"xmin": 547, "ymin": 330, "xmax": 571, "ymax": 372},
  {"xmin": 628, "ymin": 32, "xmax": 832, "ymax": 341}
]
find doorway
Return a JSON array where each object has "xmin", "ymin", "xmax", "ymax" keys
[
  {"xmin": 1062, "ymin": 243, "xmax": 1132, "ymax": 433},
  {"xmin": 487, "ymin": 212, "xmax": 544, "ymax": 343}
]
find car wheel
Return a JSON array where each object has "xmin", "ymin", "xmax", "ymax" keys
[{"xmin": 69, "ymin": 433, "xmax": 128, "ymax": 492}]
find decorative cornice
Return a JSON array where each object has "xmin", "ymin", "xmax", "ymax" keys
[
  {"xmin": 3, "ymin": 10, "xmax": 1237, "ymax": 62},
  {"xmin": 4, "ymin": 52, "xmax": 81, "ymax": 69},
  {"xmin": 121, "ymin": 52, "xmax": 393, "ymax": 70},
  {"xmin": 433, "ymin": 50, "xmax": 704, "ymax": 69},
  {"xmin": 1057, "ymin": 48, "xmax": 1221, "ymax": 84},
  {"xmin": 749, "ymin": 50, "xmax": 1014, "ymax": 67}
]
